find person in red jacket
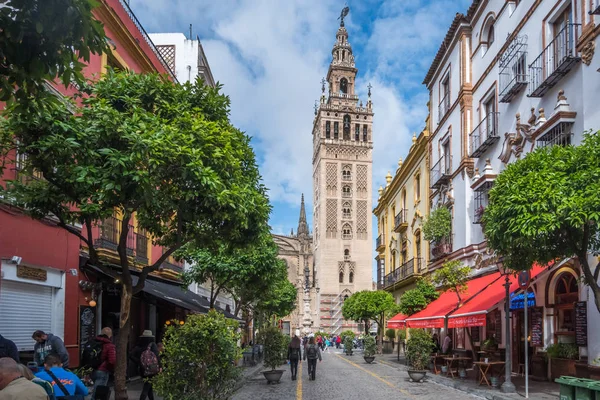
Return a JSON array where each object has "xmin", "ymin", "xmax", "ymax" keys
[{"xmin": 92, "ymin": 327, "xmax": 116, "ymax": 400}]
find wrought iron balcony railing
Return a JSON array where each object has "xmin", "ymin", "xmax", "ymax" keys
[
  {"xmin": 394, "ymin": 209, "xmax": 408, "ymax": 232},
  {"xmin": 470, "ymin": 112, "xmax": 500, "ymax": 158},
  {"xmin": 528, "ymin": 23, "xmax": 581, "ymax": 97},
  {"xmin": 430, "ymin": 155, "xmax": 452, "ymax": 189},
  {"xmin": 431, "ymin": 236, "xmax": 453, "ymax": 260},
  {"xmin": 499, "ymin": 35, "xmax": 528, "ymax": 103},
  {"xmin": 383, "ymin": 258, "xmax": 423, "ymax": 288},
  {"xmin": 95, "ymin": 216, "xmax": 149, "ymax": 262},
  {"xmin": 376, "ymin": 234, "xmax": 385, "ymax": 250},
  {"xmin": 438, "ymin": 92, "xmax": 451, "ymax": 121}
]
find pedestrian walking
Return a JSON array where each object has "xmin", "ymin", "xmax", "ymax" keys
[
  {"xmin": 35, "ymin": 354, "xmax": 88, "ymax": 399},
  {"xmin": 88, "ymin": 327, "xmax": 116, "ymax": 400},
  {"xmin": 31, "ymin": 331, "xmax": 69, "ymax": 369},
  {"xmin": 335, "ymin": 335, "xmax": 341, "ymax": 349},
  {"xmin": 130, "ymin": 330, "xmax": 160, "ymax": 400},
  {"xmin": 303, "ymin": 337, "xmax": 321, "ymax": 381},
  {"xmin": 287, "ymin": 334, "xmax": 301, "ymax": 381},
  {"xmin": 0, "ymin": 336, "xmax": 19, "ymax": 363},
  {"xmin": 0, "ymin": 358, "xmax": 48, "ymax": 400}
]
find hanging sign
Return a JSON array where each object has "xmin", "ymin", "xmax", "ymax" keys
[{"xmin": 518, "ymin": 270, "xmax": 531, "ymax": 289}]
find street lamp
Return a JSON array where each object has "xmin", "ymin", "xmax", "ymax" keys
[{"xmin": 498, "ymin": 259, "xmax": 516, "ymax": 393}]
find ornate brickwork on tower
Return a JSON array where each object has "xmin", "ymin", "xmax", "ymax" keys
[{"xmin": 312, "ymin": 13, "xmax": 374, "ymax": 335}]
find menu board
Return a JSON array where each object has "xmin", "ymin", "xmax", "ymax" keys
[
  {"xmin": 575, "ymin": 301, "xmax": 587, "ymax": 346},
  {"xmin": 79, "ymin": 306, "xmax": 96, "ymax": 354},
  {"xmin": 494, "ymin": 310, "xmax": 502, "ymax": 342},
  {"xmin": 530, "ymin": 307, "xmax": 544, "ymax": 347}
]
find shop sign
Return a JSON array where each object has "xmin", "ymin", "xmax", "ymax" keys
[
  {"xmin": 474, "ymin": 250, "xmax": 500, "ymax": 270},
  {"xmin": 448, "ymin": 314, "xmax": 486, "ymax": 328},
  {"xmin": 16, "ymin": 265, "xmax": 47, "ymax": 281}
]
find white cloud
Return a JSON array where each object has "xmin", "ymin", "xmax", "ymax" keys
[{"xmin": 129, "ymin": 0, "xmax": 468, "ymax": 211}]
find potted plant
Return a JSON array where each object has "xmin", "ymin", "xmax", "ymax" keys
[
  {"xmin": 481, "ymin": 336, "xmax": 498, "ymax": 352},
  {"xmin": 406, "ymin": 328, "xmax": 434, "ymax": 383},
  {"xmin": 547, "ymin": 343, "xmax": 578, "ymax": 381},
  {"xmin": 342, "ymin": 331, "xmax": 355, "ymax": 356},
  {"xmin": 363, "ymin": 335, "xmax": 376, "ymax": 364},
  {"xmin": 383, "ymin": 328, "xmax": 396, "ymax": 354},
  {"xmin": 258, "ymin": 325, "xmax": 287, "ymax": 384},
  {"xmin": 423, "ymin": 207, "xmax": 452, "ymax": 258}
]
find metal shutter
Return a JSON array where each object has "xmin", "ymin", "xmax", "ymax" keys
[{"xmin": 0, "ymin": 280, "xmax": 54, "ymax": 351}]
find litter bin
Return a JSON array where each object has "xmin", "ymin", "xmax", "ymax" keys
[
  {"xmin": 586, "ymin": 380, "xmax": 600, "ymax": 400},
  {"xmin": 555, "ymin": 376, "xmax": 577, "ymax": 400}
]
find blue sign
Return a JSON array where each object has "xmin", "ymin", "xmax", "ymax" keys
[{"xmin": 510, "ymin": 291, "xmax": 535, "ymax": 310}]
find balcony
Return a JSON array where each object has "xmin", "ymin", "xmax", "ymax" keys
[
  {"xmin": 470, "ymin": 112, "xmax": 500, "ymax": 158},
  {"xmin": 536, "ymin": 121, "xmax": 573, "ymax": 148},
  {"xmin": 528, "ymin": 23, "xmax": 581, "ymax": 98},
  {"xmin": 342, "ymin": 175, "xmax": 352, "ymax": 181},
  {"xmin": 499, "ymin": 35, "xmax": 528, "ymax": 103},
  {"xmin": 438, "ymin": 93, "xmax": 450, "ymax": 121},
  {"xmin": 376, "ymin": 234, "xmax": 385, "ymax": 252},
  {"xmin": 431, "ymin": 236, "xmax": 452, "ymax": 260},
  {"xmin": 383, "ymin": 258, "xmax": 423, "ymax": 288},
  {"xmin": 430, "ymin": 155, "xmax": 452, "ymax": 189},
  {"xmin": 95, "ymin": 216, "xmax": 149, "ymax": 263},
  {"xmin": 342, "ymin": 190, "xmax": 353, "ymax": 198},
  {"xmin": 394, "ymin": 209, "xmax": 408, "ymax": 233}
]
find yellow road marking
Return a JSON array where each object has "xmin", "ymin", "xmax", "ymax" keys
[
  {"xmin": 334, "ymin": 354, "xmax": 414, "ymax": 399},
  {"xmin": 296, "ymin": 361, "xmax": 302, "ymax": 400}
]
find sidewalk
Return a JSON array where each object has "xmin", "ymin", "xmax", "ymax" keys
[{"xmin": 380, "ymin": 353, "xmax": 559, "ymax": 400}]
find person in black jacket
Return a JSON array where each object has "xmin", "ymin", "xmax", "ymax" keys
[
  {"xmin": 287, "ymin": 334, "xmax": 302, "ymax": 380},
  {"xmin": 0, "ymin": 335, "xmax": 19, "ymax": 363},
  {"xmin": 130, "ymin": 330, "xmax": 160, "ymax": 400}
]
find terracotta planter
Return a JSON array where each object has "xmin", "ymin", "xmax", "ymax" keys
[{"xmin": 550, "ymin": 358, "xmax": 576, "ymax": 381}]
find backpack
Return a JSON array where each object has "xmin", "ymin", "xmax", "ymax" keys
[
  {"xmin": 81, "ymin": 340, "xmax": 103, "ymax": 369},
  {"xmin": 289, "ymin": 347, "xmax": 300, "ymax": 360},
  {"xmin": 140, "ymin": 344, "xmax": 160, "ymax": 376},
  {"xmin": 306, "ymin": 344, "xmax": 317, "ymax": 359}
]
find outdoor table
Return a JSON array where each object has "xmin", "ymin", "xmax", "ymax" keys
[
  {"xmin": 473, "ymin": 361, "xmax": 505, "ymax": 387},
  {"xmin": 444, "ymin": 357, "xmax": 472, "ymax": 378},
  {"xmin": 430, "ymin": 355, "xmax": 446, "ymax": 374}
]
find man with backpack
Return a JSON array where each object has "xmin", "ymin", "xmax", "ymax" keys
[
  {"xmin": 0, "ymin": 335, "xmax": 19, "ymax": 363},
  {"xmin": 303, "ymin": 337, "xmax": 321, "ymax": 381},
  {"xmin": 287, "ymin": 333, "xmax": 301, "ymax": 381},
  {"xmin": 81, "ymin": 327, "xmax": 116, "ymax": 400},
  {"xmin": 130, "ymin": 330, "xmax": 160, "ymax": 400}
]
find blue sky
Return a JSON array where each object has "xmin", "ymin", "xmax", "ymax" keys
[{"xmin": 129, "ymin": 0, "xmax": 471, "ymax": 277}]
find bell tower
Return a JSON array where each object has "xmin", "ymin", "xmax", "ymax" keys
[{"xmin": 312, "ymin": 7, "xmax": 374, "ymax": 335}]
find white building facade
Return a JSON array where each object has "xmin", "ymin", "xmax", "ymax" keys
[{"xmin": 424, "ymin": 0, "xmax": 600, "ymax": 377}]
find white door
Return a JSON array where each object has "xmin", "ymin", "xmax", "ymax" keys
[{"xmin": 0, "ymin": 280, "xmax": 54, "ymax": 351}]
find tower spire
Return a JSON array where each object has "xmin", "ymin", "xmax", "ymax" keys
[{"xmin": 297, "ymin": 193, "xmax": 309, "ymax": 238}]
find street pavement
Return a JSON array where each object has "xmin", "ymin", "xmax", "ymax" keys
[{"xmin": 232, "ymin": 348, "xmax": 481, "ymax": 400}]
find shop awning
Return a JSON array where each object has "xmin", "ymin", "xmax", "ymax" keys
[
  {"xmin": 447, "ymin": 262, "xmax": 550, "ymax": 328},
  {"xmin": 387, "ymin": 313, "xmax": 408, "ymax": 329},
  {"xmin": 405, "ymin": 272, "xmax": 502, "ymax": 329}
]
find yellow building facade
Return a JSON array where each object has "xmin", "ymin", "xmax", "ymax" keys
[{"xmin": 374, "ymin": 124, "xmax": 430, "ymax": 302}]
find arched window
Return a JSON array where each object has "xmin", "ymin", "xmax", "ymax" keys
[
  {"xmin": 340, "ymin": 78, "xmax": 348, "ymax": 94},
  {"xmin": 342, "ymin": 185, "xmax": 351, "ymax": 198},
  {"xmin": 342, "ymin": 202, "xmax": 351, "ymax": 219},
  {"xmin": 325, "ymin": 121, "xmax": 331, "ymax": 139},
  {"xmin": 355, "ymin": 124, "xmax": 360, "ymax": 141},
  {"xmin": 343, "ymin": 114, "xmax": 351, "ymax": 140},
  {"xmin": 488, "ymin": 23, "xmax": 495, "ymax": 45},
  {"xmin": 555, "ymin": 272, "xmax": 578, "ymax": 305},
  {"xmin": 342, "ymin": 223, "xmax": 352, "ymax": 239},
  {"xmin": 349, "ymin": 271, "xmax": 354, "ymax": 283},
  {"xmin": 554, "ymin": 271, "xmax": 579, "ymax": 335},
  {"xmin": 342, "ymin": 165, "xmax": 352, "ymax": 181},
  {"xmin": 362, "ymin": 125, "xmax": 368, "ymax": 141},
  {"xmin": 344, "ymin": 249, "xmax": 350, "ymax": 260},
  {"xmin": 339, "ymin": 271, "xmax": 344, "ymax": 283},
  {"xmin": 334, "ymin": 122, "xmax": 339, "ymax": 139},
  {"xmin": 344, "ymin": 294, "xmax": 349, "ymax": 301}
]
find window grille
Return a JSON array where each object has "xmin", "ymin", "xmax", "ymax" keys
[
  {"xmin": 363, "ymin": 125, "xmax": 368, "ymax": 141},
  {"xmin": 334, "ymin": 122, "xmax": 339, "ymax": 139},
  {"xmin": 499, "ymin": 35, "xmax": 528, "ymax": 102},
  {"xmin": 326, "ymin": 121, "xmax": 331, "ymax": 139},
  {"xmin": 473, "ymin": 181, "xmax": 493, "ymax": 224},
  {"xmin": 536, "ymin": 122, "xmax": 573, "ymax": 148}
]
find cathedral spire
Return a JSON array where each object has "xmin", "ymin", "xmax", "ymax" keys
[{"xmin": 297, "ymin": 193, "xmax": 309, "ymax": 238}]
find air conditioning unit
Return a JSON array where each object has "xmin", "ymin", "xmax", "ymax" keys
[{"xmin": 10, "ymin": 256, "xmax": 22, "ymax": 265}]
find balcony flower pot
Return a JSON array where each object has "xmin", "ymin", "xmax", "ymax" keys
[{"xmin": 363, "ymin": 335, "xmax": 376, "ymax": 364}]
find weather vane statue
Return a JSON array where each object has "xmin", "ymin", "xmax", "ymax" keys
[{"xmin": 338, "ymin": 6, "xmax": 350, "ymax": 27}]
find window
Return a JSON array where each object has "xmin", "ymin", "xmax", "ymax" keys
[
  {"xmin": 415, "ymin": 232, "xmax": 422, "ymax": 266},
  {"xmin": 355, "ymin": 124, "xmax": 360, "ymax": 141},
  {"xmin": 415, "ymin": 174, "xmax": 421, "ymax": 202},
  {"xmin": 349, "ymin": 272, "xmax": 354, "ymax": 283},
  {"xmin": 401, "ymin": 241, "xmax": 407, "ymax": 266},
  {"xmin": 536, "ymin": 122, "xmax": 573, "ymax": 148},
  {"xmin": 439, "ymin": 76, "xmax": 450, "ymax": 120},
  {"xmin": 340, "ymin": 78, "xmax": 348, "ymax": 94},
  {"xmin": 343, "ymin": 114, "xmax": 351, "ymax": 140},
  {"xmin": 342, "ymin": 166, "xmax": 352, "ymax": 181},
  {"xmin": 342, "ymin": 185, "xmax": 352, "ymax": 198},
  {"xmin": 342, "ymin": 223, "xmax": 352, "ymax": 239},
  {"xmin": 555, "ymin": 272, "xmax": 578, "ymax": 337},
  {"xmin": 443, "ymin": 141, "xmax": 451, "ymax": 173},
  {"xmin": 334, "ymin": 122, "xmax": 339, "ymax": 139},
  {"xmin": 342, "ymin": 202, "xmax": 351, "ymax": 219},
  {"xmin": 474, "ymin": 181, "xmax": 493, "ymax": 224},
  {"xmin": 344, "ymin": 249, "xmax": 350, "ymax": 260},
  {"xmin": 339, "ymin": 272, "xmax": 344, "ymax": 283},
  {"xmin": 326, "ymin": 121, "xmax": 331, "ymax": 139},
  {"xmin": 487, "ymin": 23, "xmax": 495, "ymax": 46}
]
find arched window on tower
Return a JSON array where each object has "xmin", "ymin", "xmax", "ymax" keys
[
  {"xmin": 339, "ymin": 271, "xmax": 344, "ymax": 283},
  {"xmin": 355, "ymin": 124, "xmax": 360, "ymax": 141},
  {"xmin": 344, "ymin": 249, "xmax": 350, "ymax": 260},
  {"xmin": 342, "ymin": 185, "xmax": 352, "ymax": 198},
  {"xmin": 334, "ymin": 122, "xmax": 339, "ymax": 139},
  {"xmin": 363, "ymin": 125, "xmax": 368, "ymax": 141},
  {"xmin": 342, "ymin": 202, "xmax": 351, "ymax": 219},
  {"xmin": 342, "ymin": 165, "xmax": 351, "ymax": 181},
  {"xmin": 349, "ymin": 272, "xmax": 354, "ymax": 283},
  {"xmin": 340, "ymin": 78, "xmax": 348, "ymax": 94},
  {"xmin": 342, "ymin": 223, "xmax": 352, "ymax": 239},
  {"xmin": 326, "ymin": 121, "xmax": 331, "ymax": 139},
  {"xmin": 343, "ymin": 114, "xmax": 351, "ymax": 140}
]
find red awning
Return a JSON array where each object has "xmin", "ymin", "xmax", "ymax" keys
[
  {"xmin": 406, "ymin": 272, "xmax": 502, "ymax": 329},
  {"xmin": 387, "ymin": 313, "xmax": 408, "ymax": 329},
  {"xmin": 447, "ymin": 262, "xmax": 550, "ymax": 328}
]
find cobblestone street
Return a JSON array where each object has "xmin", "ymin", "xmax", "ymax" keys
[{"xmin": 233, "ymin": 349, "xmax": 480, "ymax": 400}]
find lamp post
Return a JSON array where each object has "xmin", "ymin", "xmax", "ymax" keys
[{"xmin": 499, "ymin": 261, "xmax": 516, "ymax": 393}]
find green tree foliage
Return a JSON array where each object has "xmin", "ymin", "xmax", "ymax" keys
[
  {"xmin": 397, "ymin": 279, "xmax": 439, "ymax": 316},
  {"xmin": 258, "ymin": 325, "xmax": 287, "ymax": 370},
  {"xmin": 406, "ymin": 329, "xmax": 434, "ymax": 370},
  {"xmin": 385, "ymin": 328, "xmax": 396, "ymax": 341},
  {"xmin": 341, "ymin": 290, "xmax": 396, "ymax": 353},
  {"xmin": 0, "ymin": 0, "xmax": 110, "ymax": 103},
  {"xmin": 153, "ymin": 310, "xmax": 241, "ymax": 400},
  {"xmin": 0, "ymin": 71, "xmax": 270, "ymax": 399},
  {"xmin": 483, "ymin": 132, "xmax": 600, "ymax": 313},
  {"xmin": 422, "ymin": 206, "xmax": 452, "ymax": 242},
  {"xmin": 432, "ymin": 260, "xmax": 471, "ymax": 303}
]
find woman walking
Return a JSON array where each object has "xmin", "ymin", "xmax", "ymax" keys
[
  {"xmin": 130, "ymin": 330, "xmax": 161, "ymax": 400},
  {"xmin": 287, "ymin": 333, "xmax": 302, "ymax": 381},
  {"xmin": 303, "ymin": 337, "xmax": 322, "ymax": 381}
]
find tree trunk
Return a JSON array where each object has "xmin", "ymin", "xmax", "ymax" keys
[
  {"xmin": 376, "ymin": 317, "xmax": 383, "ymax": 354},
  {"xmin": 114, "ymin": 283, "xmax": 133, "ymax": 400},
  {"xmin": 578, "ymin": 255, "xmax": 600, "ymax": 314}
]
